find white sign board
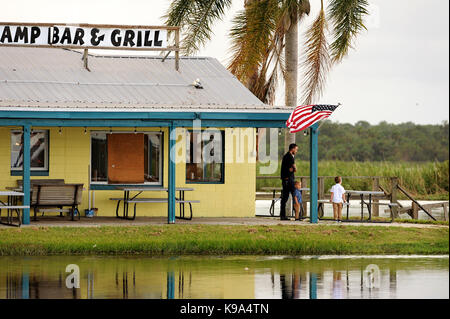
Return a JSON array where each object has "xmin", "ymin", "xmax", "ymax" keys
[{"xmin": 0, "ymin": 24, "xmax": 168, "ymax": 49}]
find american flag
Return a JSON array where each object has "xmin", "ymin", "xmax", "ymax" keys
[{"xmin": 286, "ymin": 104, "xmax": 339, "ymax": 133}]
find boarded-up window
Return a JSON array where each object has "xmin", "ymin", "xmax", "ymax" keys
[{"xmin": 107, "ymin": 133, "xmax": 144, "ymax": 184}]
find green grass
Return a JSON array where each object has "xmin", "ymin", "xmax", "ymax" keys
[
  {"xmin": 393, "ymin": 219, "xmax": 449, "ymax": 225},
  {"xmin": 0, "ymin": 224, "xmax": 448, "ymax": 256},
  {"xmin": 317, "ymin": 217, "xmax": 449, "ymax": 225},
  {"xmin": 256, "ymin": 160, "xmax": 449, "ymax": 200}
]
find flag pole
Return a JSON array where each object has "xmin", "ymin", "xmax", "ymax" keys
[{"xmin": 317, "ymin": 103, "xmax": 341, "ymax": 131}]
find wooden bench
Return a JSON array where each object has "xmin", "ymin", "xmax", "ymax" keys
[{"xmin": 31, "ymin": 184, "xmax": 84, "ymax": 221}]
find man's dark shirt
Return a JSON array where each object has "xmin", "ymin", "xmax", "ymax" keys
[{"xmin": 280, "ymin": 152, "xmax": 295, "ymax": 180}]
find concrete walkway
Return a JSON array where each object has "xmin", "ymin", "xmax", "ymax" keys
[{"xmin": 3, "ymin": 216, "xmax": 446, "ymax": 229}]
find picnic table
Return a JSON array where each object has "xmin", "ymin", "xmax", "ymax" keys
[
  {"xmin": 260, "ymin": 186, "xmax": 310, "ymax": 217},
  {"xmin": 345, "ymin": 190, "xmax": 397, "ymax": 222},
  {"xmin": 0, "ymin": 190, "xmax": 29, "ymax": 227},
  {"xmin": 110, "ymin": 187, "xmax": 199, "ymax": 220}
]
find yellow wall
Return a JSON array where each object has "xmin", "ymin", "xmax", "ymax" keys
[{"xmin": 0, "ymin": 126, "xmax": 256, "ymax": 218}]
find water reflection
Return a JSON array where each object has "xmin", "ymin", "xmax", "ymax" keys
[{"xmin": 0, "ymin": 256, "xmax": 447, "ymax": 299}]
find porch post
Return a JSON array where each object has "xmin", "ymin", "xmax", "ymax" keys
[
  {"xmin": 309, "ymin": 122, "xmax": 319, "ymax": 224},
  {"xmin": 22, "ymin": 125, "xmax": 31, "ymax": 225},
  {"xmin": 168, "ymin": 124, "xmax": 176, "ymax": 224}
]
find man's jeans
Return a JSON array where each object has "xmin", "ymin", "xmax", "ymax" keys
[{"xmin": 280, "ymin": 177, "xmax": 295, "ymax": 219}]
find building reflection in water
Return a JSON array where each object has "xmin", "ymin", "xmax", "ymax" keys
[
  {"xmin": 275, "ymin": 265, "xmax": 400, "ymax": 299},
  {"xmin": 332, "ymin": 271, "xmax": 344, "ymax": 299},
  {"xmin": 0, "ymin": 259, "xmax": 433, "ymax": 299}
]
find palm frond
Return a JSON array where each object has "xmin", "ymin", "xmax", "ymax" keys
[
  {"xmin": 227, "ymin": 0, "xmax": 279, "ymax": 84},
  {"xmin": 163, "ymin": 0, "xmax": 197, "ymax": 26},
  {"xmin": 328, "ymin": 0, "xmax": 369, "ymax": 63},
  {"xmin": 300, "ymin": 5, "xmax": 330, "ymax": 105},
  {"xmin": 163, "ymin": 0, "xmax": 232, "ymax": 55},
  {"xmin": 227, "ymin": 0, "xmax": 311, "ymax": 103},
  {"xmin": 249, "ymin": 35, "xmax": 285, "ymax": 104}
]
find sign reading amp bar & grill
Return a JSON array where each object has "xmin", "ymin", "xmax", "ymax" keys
[{"xmin": 0, "ymin": 23, "xmax": 168, "ymax": 49}]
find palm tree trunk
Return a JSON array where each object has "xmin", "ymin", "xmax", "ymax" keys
[
  {"xmin": 283, "ymin": 6, "xmax": 298, "ymax": 218},
  {"xmin": 284, "ymin": 6, "xmax": 298, "ymax": 153}
]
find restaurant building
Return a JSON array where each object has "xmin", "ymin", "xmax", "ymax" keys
[{"xmin": 0, "ymin": 44, "xmax": 293, "ymax": 224}]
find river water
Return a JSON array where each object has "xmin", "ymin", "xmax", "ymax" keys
[{"xmin": 0, "ymin": 256, "xmax": 447, "ymax": 299}]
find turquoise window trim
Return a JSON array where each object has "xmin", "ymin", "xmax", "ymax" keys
[
  {"xmin": 186, "ymin": 180, "xmax": 224, "ymax": 185},
  {"xmin": 89, "ymin": 184, "xmax": 163, "ymax": 190},
  {"xmin": 11, "ymin": 170, "xmax": 49, "ymax": 176}
]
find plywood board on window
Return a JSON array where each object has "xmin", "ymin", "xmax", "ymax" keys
[{"xmin": 107, "ymin": 133, "xmax": 144, "ymax": 184}]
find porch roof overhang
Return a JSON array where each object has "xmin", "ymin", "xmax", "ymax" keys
[{"xmin": 0, "ymin": 107, "xmax": 291, "ymax": 128}]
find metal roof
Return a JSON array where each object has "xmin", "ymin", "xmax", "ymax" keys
[{"xmin": 0, "ymin": 47, "xmax": 290, "ymax": 113}]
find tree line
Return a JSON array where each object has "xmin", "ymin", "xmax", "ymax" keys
[{"xmin": 276, "ymin": 121, "xmax": 449, "ymax": 162}]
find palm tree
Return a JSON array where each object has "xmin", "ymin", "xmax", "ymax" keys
[{"xmin": 164, "ymin": 0, "xmax": 369, "ymax": 148}]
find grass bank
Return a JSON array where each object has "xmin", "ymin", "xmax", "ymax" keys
[
  {"xmin": 0, "ymin": 224, "xmax": 448, "ymax": 256},
  {"xmin": 256, "ymin": 160, "xmax": 449, "ymax": 200}
]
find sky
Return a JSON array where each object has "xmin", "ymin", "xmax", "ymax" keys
[{"xmin": 1, "ymin": 0, "xmax": 449, "ymax": 125}]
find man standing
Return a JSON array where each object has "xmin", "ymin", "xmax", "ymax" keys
[{"xmin": 280, "ymin": 143, "xmax": 298, "ymax": 220}]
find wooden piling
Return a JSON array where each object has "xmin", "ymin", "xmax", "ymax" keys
[
  {"xmin": 411, "ymin": 202, "xmax": 419, "ymax": 219},
  {"xmin": 318, "ymin": 177, "xmax": 325, "ymax": 200},
  {"xmin": 372, "ymin": 177, "xmax": 380, "ymax": 217},
  {"xmin": 390, "ymin": 177, "xmax": 399, "ymax": 218}
]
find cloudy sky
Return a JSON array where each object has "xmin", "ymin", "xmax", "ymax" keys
[{"xmin": 2, "ymin": 0, "xmax": 449, "ymax": 124}]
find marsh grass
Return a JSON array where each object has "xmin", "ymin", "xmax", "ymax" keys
[{"xmin": 0, "ymin": 224, "xmax": 447, "ymax": 256}]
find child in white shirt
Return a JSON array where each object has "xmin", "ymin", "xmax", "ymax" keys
[{"xmin": 330, "ymin": 176, "xmax": 346, "ymax": 222}]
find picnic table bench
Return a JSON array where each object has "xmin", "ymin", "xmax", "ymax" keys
[
  {"xmin": 110, "ymin": 187, "xmax": 200, "ymax": 220},
  {"xmin": 317, "ymin": 199, "xmax": 350, "ymax": 219}
]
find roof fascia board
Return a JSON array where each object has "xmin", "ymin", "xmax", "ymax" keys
[{"xmin": 0, "ymin": 110, "xmax": 290, "ymax": 121}]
